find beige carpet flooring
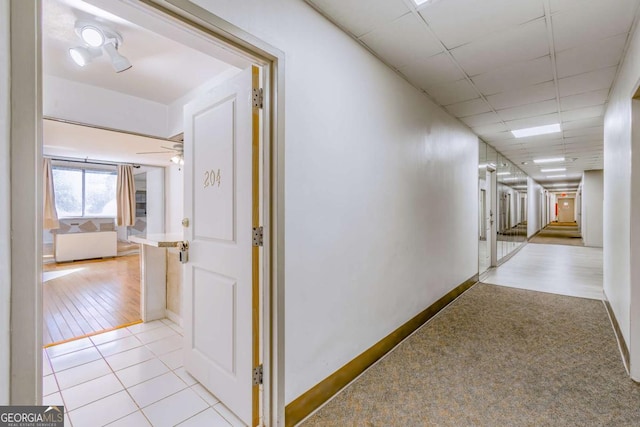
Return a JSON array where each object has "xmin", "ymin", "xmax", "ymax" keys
[
  {"xmin": 529, "ymin": 222, "xmax": 583, "ymax": 246},
  {"xmin": 302, "ymin": 284, "xmax": 640, "ymax": 426}
]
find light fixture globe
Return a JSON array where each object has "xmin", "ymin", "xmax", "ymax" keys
[
  {"xmin": 79, "ymin": 25, "xmax": 104, "ymax": 47},
  {"xmin": 69, "ymin": 46, "xmax": 101, "ymax": 67}
]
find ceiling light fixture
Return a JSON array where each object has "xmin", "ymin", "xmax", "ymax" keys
[
  {"xmin": 511, "ymin": 123, "xmax": 561, "ymax": 138},
  {"xmin": 541, "ymin": 168, "xmax": 566, "ymax": 173},
  {"xmin": 502, "ymin": 177, "xmax": 519, "ymax": 181},
  {"xmin": 69, "ymin": 46, "xmax": 101, "ymax": 67},
  {"xmin": 70, "ymin": 20, "xmax": 132, "ymax": 73},
  {"xmin": 413, "ymin": 0, "xmax": 433, "ymax": 6},
  {"xmin": 497, "ymin": 172, "xmax": 511, "ymax": 176},
  {"xmin": 546, "ymin": 174, "xmax": 566, "ymax": 178},
  {"xmin": 533, "ymin": 157, "xmax": 565, "ymax": 164}
]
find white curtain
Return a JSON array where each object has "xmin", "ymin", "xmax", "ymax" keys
[
  {"xmin": 117, "ymin": 165, "xmax": 136, "ymax": 227},
  {"xmin": 43, "ymin": 158, "xmax": 59, "ymax": 230}
]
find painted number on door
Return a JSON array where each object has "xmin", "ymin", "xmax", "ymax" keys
[{"xmin": 204, "ymin": 169, "xmax": 222, "ymax": 188}]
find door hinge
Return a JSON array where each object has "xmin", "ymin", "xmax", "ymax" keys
[
  {"xmin": 253, "ymin": 364, "xmax": 263, "ymax": 385},
  {"xmin": 252, "ymin": 87, "xmax": 263, "ymax": 109},
  {"xmin": 252, "ymin": 226, "xmax": 263, "ymax": 247}
]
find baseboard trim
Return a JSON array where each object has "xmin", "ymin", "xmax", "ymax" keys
[
  {"xmin": 284, "ymin": 274, "xmax": 478, "ymax": 426},
  {"xmin": 603, "ymin": 291, "xmax": 630, "ymax": 373},
  {"xmin": 165, "ymin": 310, "xmax": 182, "ymax": 327}
]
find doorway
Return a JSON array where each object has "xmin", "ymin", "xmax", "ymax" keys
[
  {"xmin": 9, "ymin": 0, "xmax": 283, "ymax": 425},
  {"xmin": 558, "ymin": 198, "xmax": 575, "ymax": 223}
]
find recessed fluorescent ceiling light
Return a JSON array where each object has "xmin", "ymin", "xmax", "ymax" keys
[
  {"xmin": 533, "ymin": 157, "xmax": 565, "ymax": 164},
  {"xmin": 413, "ymin": 0, "xmax": 432, "ymax": 5},
  {"xmin": 551, "ymin": 183, "xmax": 575, "ymax": 187},
  {"xmin": 503, "ymin": 177, "xmax": 519, "ymax": 181},
  {"xmin": 546, "ymin": 174, "xmax": 566, "ymax": 178},
  {"xmin": 541, "ymin": 168, "xmax": 566, "ymax": 173},
  {"xmin": 496, "ymin": 172, "xmax": 511, "ymax": 176},
  {"xmin": 511, "ymin": 123, "xmax": 561, "ymax": 138}
]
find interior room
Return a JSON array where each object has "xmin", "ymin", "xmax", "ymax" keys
[{"xmin": 38, "ymin": 0, "xmax": 260, "ymax": 424}]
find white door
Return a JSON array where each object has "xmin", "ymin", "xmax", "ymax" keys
[{"xmin": 183, "ymin": 66, "xmax": 260, "ymax": 426}]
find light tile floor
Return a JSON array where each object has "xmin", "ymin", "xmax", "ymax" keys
[
  {"xmin": 42, "ymin": 319, "xmax": 246, "ymax": 427},
  {"xmin": 481, "ymin": 243, "xmax": 603, "ymax": 300}
]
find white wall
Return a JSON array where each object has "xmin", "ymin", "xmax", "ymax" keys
[
  {"xmin": 527, "ymin": 178, "xmax": 543, "ymax": 238},
  {"xmin": 0, "ymin": 0, "xmax": 10, "ymax": 405},
  {"xmin": 604, "ymin": 18, "xmax": 640, "ymax": 379},
  {"xmin": 165, "ymin": 164, "xmax": 184, "ymax": 234},
  {"xmin": 43, "ymin": 75, "xmax": 169, "ymax": 138},
  {"xmin": 582, "ymin": 170, "xmax": 603, "ymax": 247},
  {"xmin": 192, "ymin": 0, "xmax": 479, "ymax": 403}
]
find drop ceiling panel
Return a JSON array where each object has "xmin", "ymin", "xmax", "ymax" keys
[
  {"xmin": 308, "ymin": 0, "xmax": 634, "ymax": 182},
  {"xmin": 563, "ymin": 126, "xmax": 604, "ymax": 138},
  {"xmin": 487, "ymin": 81, "xmax": 556, "ymax": 110},
  {"xmin": 308, "ymin": 0, "xmax": 409, "ymax": 37},
  {"xmin": 557, "ymin": 66, "xmax": 618, "ymax": 97},
  {"xmin": 560, "ymin": 89, "xmax": 610, "ymax": 111},
  {"xmin": 450, "ymin": 19, "xmax": 549, "ymax": 76},
  {"xmin": 445, "ymin": 98, "xmax": 492, "ymax": 118},
  {"xmin": 555, "ymin": 34, "xmax": 627, "ymax": 78},
  {"xmin": 561, "ymin": 105, "xmax": 605, "ymax": 121},
  {"xmin": 561, "ymin": 116, "xmax": 605, "ymax": 130},
  {"xmin": 400, "ymin": 52, "xmax": 465, "ymax": 89},
  {"xmin": 471, "ymin": 56, "xmax": 553, "ymax": 96},
  {"xmin": 552, "ymin": 0, "xmax": 637, "ymax": 52},
  {"xmin": 563, "ymin": 126, "xmax": 604, "ymax": 140},
  {"xmin": 461, "ymin": 112, "xmax": 503, "ymax": 127},
  {"xmin": 550, "ymin": 0, "xmax": 586, "ymax": 13},
  {"xmin": 359, "ymin": 13, "xmax": 443, "ymax": 69},
  {"xmin": 482, "ymin": 131, "xmax": 516, "ymax": 142},
  {"xmin": 426, "ymin": 78, "xmax": 478, "ymax": 105},
  {"xmin": 418, "ymin": 0, "xmax": 544, "ymax": 49},
  {"xmin": 497, "ymin": 99, "xmax": 558, "ymax": 122},
  {"xmin": 473, "ymin": 123, "xmax": 508, "ymax": 136},
  {"xmin": 505, "ymin": 113, "xmax": 560, "ymax": 130}
]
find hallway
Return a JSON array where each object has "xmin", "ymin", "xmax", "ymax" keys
[{"xmin": 301, "ymin": 244, "xmax": 630, "ymax": 426}]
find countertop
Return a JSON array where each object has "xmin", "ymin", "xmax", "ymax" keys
[{"xmin": 129, "ymin": 233, "xmax": 184, "ymax": 248}]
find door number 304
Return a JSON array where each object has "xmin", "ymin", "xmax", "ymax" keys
[{"xmin": 204, "ymin": 169, "xmax": 222, "ymax": 188}]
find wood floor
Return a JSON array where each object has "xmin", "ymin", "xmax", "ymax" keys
[{"xmin": 43, "ymin": 255, "xmax": 141, "ymax": 346}]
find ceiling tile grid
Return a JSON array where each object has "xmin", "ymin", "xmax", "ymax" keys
[{"xmin": 306, "ymin": 0, "xmax": 640, "ymax": 184}]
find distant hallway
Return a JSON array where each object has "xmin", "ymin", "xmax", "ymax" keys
[{"xmin": 529, "ymin": 221, "xmax": 583, "ymax": 246}]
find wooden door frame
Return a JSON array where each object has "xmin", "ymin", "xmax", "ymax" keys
[{"xmin": 8, "ymin": 1, "xmax": 286, "ymax": 425}]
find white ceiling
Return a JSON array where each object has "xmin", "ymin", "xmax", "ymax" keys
[
  {"xmin": 307, "ymin": 0, "xmax": 640, "ymax": 186},
  {"xmin": 41, "ymin": 0, "xmax": 244, "ymax": 165}
]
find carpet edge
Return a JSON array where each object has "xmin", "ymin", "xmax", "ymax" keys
[{"xmin": 285, "ymin": 274, "xmax": 479, "ymax": 427}]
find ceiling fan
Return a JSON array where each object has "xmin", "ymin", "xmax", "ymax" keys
[{"xmin": 136, "ymin": 140, "xmax": 184, "ymax": 165}]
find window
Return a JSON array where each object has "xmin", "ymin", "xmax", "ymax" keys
[{"xmin": 53, "ymin": 166, "xmax": 117, "ymax": 217}]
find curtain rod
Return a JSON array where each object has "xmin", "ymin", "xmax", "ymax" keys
[{"xmin": 46, "ymin": 156, "xmax": 143, "ymax": 168}]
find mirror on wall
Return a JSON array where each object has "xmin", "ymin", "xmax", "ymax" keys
[{"xmin": 479, "ymin": 140, "xmax": 532, "ymax": 272}]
